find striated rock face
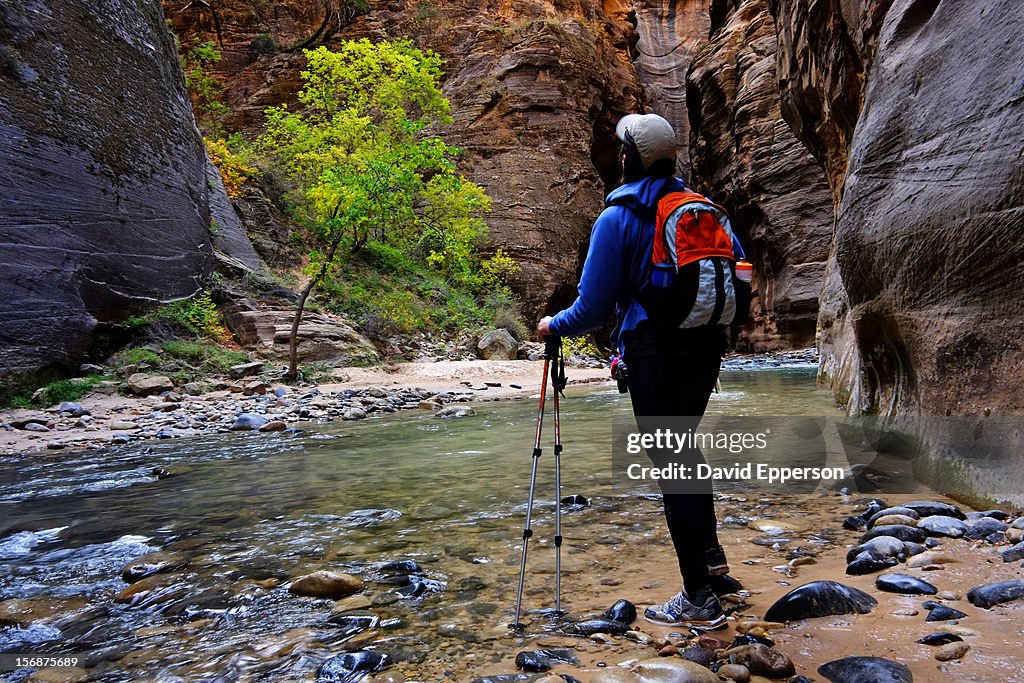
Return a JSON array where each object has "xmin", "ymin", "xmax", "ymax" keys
[
  {"xmin": 0, "ymin": 0, "xmax": 225, "ymax": 397},
  {"xmin": 811, "ymin": 0, "xmax": 1024, "ymax": 419},
  {"xmin": 768, "ymin": 0, "xmax": 895, "ymax": 200},
  {"xmin": 769, "ymin": 0, "xmax": 1024, "ymax": 421},
  {"xmin": 433, "ymin": 14, "xmax": 641, "ymax": 318},
  {"xmin": 221, "ymin": 298, "xmax": 380, "ymax": 367},
  {"xmin": 769, "ymin": 0, "xmax": 1024, "ymax": 503},
  {"xmin": 166, "ymin": 0, "xmax": 643, "ymax": 321},
  {"xmin": 629, "ymin": 0, "xmax": 711, "ymax": 181},
  {"xmin": 687, "ymin": 0, "xmax": 832, "ymax": 349}
]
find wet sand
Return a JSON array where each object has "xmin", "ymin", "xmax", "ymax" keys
[{"xmin": 475, "ymin": 492, "xmax": 1024, "ymax": 683}]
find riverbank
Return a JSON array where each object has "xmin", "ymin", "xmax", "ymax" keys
[
  {"xmin": 0, "ymin": 361, "xmax": 610, "ymax": 458},
  {"xmin": 0, "ymin": 349, "xmax": 819, "ymax": 458},
  {"xmin": 478, "ymin": 492, "xmax": 1024, "ymax": 683}
]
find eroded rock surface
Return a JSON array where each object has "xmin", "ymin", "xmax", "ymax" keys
[
  {"xmin": 0, "ymin": 0, "xmax": 230, "ymax": 397},
  {"xmin": 167, "ymin": 0, "xmax": 643, "ymax": 322},
  {"xmin": 687, "ymin": 0, "xmax": 832, "ymax": 349}
]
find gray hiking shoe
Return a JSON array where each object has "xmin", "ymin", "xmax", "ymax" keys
[{"xmin": 643, "ymin": 587, "xmax": 726, "ymax": 628}]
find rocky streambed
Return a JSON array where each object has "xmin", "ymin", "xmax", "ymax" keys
[{"xmin": 2, "ymin": 365, "xmax": 1021, "ymax": 682}]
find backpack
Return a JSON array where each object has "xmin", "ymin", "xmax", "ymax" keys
[{"xmin": 636, "ymin": 190, "xmax": 752, "ymax": 329}]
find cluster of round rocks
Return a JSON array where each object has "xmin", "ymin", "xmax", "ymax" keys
[{"xmin": 4, "ymin": 384, "xmax": 482, "ymax": 451}]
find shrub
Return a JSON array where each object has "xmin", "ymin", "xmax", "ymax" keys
[
  {"xmin": 492, "ymin": 305, "xmax": 529, "ymax": 343},
  {"xmin": 205, "ymin": 137, "xmax": 254, "ymax": 199},
  {"xmin": 563, "ymin": 335, "xmax": 601, "ymax": 358},
  {"xmin": 34, "ymin": 375, "xmax": 108, "ymax": 406},
  {"xmin": 250, "ymin": 33, "xmax": 277, "ymax": 56},
  {"xmin": 161, "ymin": 341, "xmax": 248, "ymax": 372},
  {"xmin": 156, "ymin": 292, "xmax": 230, "ymax": 342},
  {"xmin": 120, "ymin": 348, "xmax": 162, "ymax": 367}
]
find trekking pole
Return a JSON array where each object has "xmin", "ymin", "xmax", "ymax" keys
[
  {"xmin": 510, "ymin": 342, "xmax": 552, "ymax": 631},
  {"xmin": 548, "ymin": 336, "xmax": 567, "ymax": 617}
]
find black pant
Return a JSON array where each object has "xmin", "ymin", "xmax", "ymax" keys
[{"xmin": 623, "ymin": 323, "xmax": 725, "ymax": 596}]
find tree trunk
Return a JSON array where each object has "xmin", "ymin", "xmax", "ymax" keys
[{"xmin": 286, "ymin": 238, "xmax": 342, "ymax": 382}]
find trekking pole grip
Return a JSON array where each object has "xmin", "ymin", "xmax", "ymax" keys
[{"xmin": 544, "ymin": 335, "xmax": 561, "ymax": 360}]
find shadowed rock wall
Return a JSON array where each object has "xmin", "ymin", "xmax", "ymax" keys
[
  {"xmin": 629, "ymin": 0, "xmax": 711, "ymax": 181},
  {"xmin": 0, "ymin": 0, "xmax": 224, "ymax": 397},
  {"xmin": 687, "ymin": 0, "xmax": 832, "ymax": 350},
  {"xmin": 771, "ymin": 0, "xmax": 1024, "ymax": 501}
]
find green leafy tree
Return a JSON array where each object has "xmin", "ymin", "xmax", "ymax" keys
[
  {"xmin": 260, "ymin": 40, "xmax": 491, "ymax": 380},
  {"xmin": 182, "ymin": 40, "xmax": 228, "ymax": 133}
]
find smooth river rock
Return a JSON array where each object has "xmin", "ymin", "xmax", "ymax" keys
[
  {"xmin": 916, "ymin": 516, "xmax": 968, "ymax": 538},
  {"xmin": 317, "ymin": 650, "xmax": 389, "ymax": 682},
  {"xmin": 631, "ymin": 657, "xmax": 719, "ymax": 683},
  {"xmin": 901, "ymin": 502, "xmax": 965, "ymax": 521},
  {"xmin": 561, "ymin": 617, "xmax": 630, "ymax": 636},
  {"xmin": 230, "ymin": 413, "xmax": 268, "ymax": 431},
  {"xmin": 764, "ymin": 581, "xmax": 876, "ymax": 622},
  {"xmin": 966, "ymin": 580, "xmax": 1024, "ymax": 609},
  {"xmin": 726, "ymin": 644, "xmax": 795, "ymax": 678},
  {"xmin": 860, "ymin": 525, "xmax": 926, "ymax": 544},
  {"xmin": 602, "ymin": 599, "xmax": 637, "ymax": 625},
  {"xmin": 875, "ymin": 574, "xmax": 937, "ymax": 595},
  {"xmin": 999, "ymin": 541, "xmax": 1024, "ymax": 563},
  {"xmin": 288, "ymin": 570, "xmax": 363, "ymax": 599},
  {"xmin": 817, "ymin": 656, "xmax": 912, "ymax": 683},
  {"xmin": 934, "ymin": 641, "xmax": 970, "ymax": 662},
  {"xmin": 514, "ymin": 648, "xmax": 578, "ymax": 672},
  {"xmin": 867, "ymin": 507, "xmax": 919, "ymax": 526}
]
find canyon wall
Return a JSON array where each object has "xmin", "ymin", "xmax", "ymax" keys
[
  {"xmin": 167, "ymin": 0, "xmax": 644, "ymax": 321},
  {"xmin": 771, "ymin": 0, "xmax": 1024, "ymax": 500},
  {"xmin": 0, "ymin": 0, "xmax": 228, "ymax": 397},
  {"xmin": 686, "ymin": 0, "xmax": 832, "ymax": 349}
]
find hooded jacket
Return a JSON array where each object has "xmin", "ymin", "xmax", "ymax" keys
[{"xmin": 548, "ymin": 175, "xmax": 744, "ymax": 350}]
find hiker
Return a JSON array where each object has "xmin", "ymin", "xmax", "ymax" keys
[{"xmin": 537, "ymin": 113, "xmax": 746, "ymax": 628}]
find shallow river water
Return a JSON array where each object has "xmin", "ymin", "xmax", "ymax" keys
[{"xmin": 2, "ymin": 364, "xmax": 1021, "ymax": 682}]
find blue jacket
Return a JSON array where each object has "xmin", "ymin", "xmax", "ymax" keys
[{"xmin": 549, "ymin": 175, "xmax": 744, "ymax": 351}]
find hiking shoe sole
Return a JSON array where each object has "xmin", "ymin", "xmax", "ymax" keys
[{"xmin": 642, "ymin": 611, "xmax": 727, "ymax": 629}]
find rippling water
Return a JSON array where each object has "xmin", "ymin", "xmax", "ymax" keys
[{"xmin": 0, "ymin": 365, "xmax": 839, "ymax": 681}]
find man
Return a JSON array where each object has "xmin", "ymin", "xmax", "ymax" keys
[{"xmin": 537, "ymin": 113, "xmax": 735, "ymax": 628}]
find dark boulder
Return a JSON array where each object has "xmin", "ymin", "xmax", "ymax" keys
[
  {"xmin": 922, "ymin": 602, "xmax": 967, "ymax": 622},
  {"xmin": 514, "ymin": 648, "xmax": 578, "ymax": 672},
  {"xmin": 999, "ymin": 542, "xmax": 1024, "ymax": 563},
  {"xmin": 818, "ymin": 656, "xmax": 912, "ymax": 683},
  {"xmin": 842, "ymin": 516, "xmax": 868, "ymax": 531},
  {"xmin": 917, "ymin": 632, "xmax": 963, "ymax": 646},
  {"xmin": 966, "ymin": 580, "xmax": 1024, "ymax": 609},
  {"xmin": 764, "ymin": 581, "xmax": 876, "ymax": 622},
  {"xmin": 846, "ymin": 552, "xmax": 898, "ymax": 576},
  {"xmin": 874, "ymin": 574, "xmax": 936, "ymax": 595},
  {"xmin": 901, "ymin": 502, "xmax": 965, "ymax": 521},
  {"xmin": 317, "ymin": 650, "xmax": 388, "ymax": 683},
  {"xmin": 916, "ymin": 516, "xmax": 968, "ymax": 538},
  {"xmin": 846, "ymin": 536, "xmax": 906, "ymax": 564},
  {"xmin": 602, "ymin": 599, "xmax": 636, "ymax": 625},
  {"xmin": 965, "ymin": 517, "xmax": 1009, "ymax": 540},
  {"xmin": 561, "ymin": 617, "xmax": 630, "ymax": 636}
]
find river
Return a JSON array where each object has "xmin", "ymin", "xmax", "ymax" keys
[{"xmin": 2, "ymin": 364, "xmax": 1020, "ymax": 682}]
